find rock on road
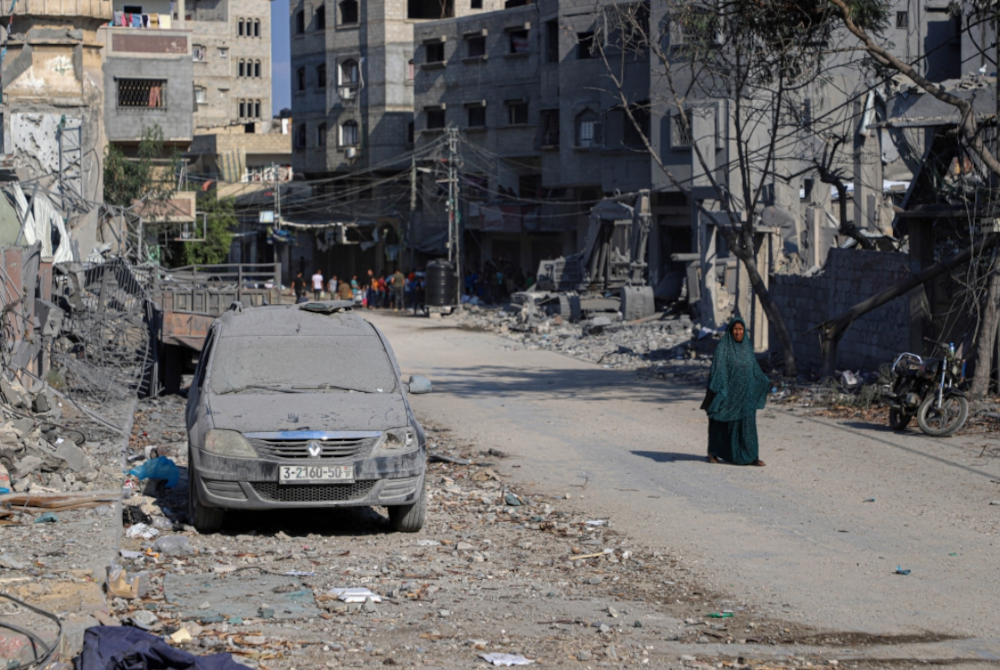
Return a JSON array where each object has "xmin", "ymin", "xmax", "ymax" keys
[{"xmin": 370, "ymin": 312, "xmax": 1000, "ymax": 660}]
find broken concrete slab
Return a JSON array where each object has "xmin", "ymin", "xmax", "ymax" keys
[{"xmin": 164, "ymin": 572, "xmax": 320, "ymax": 621}]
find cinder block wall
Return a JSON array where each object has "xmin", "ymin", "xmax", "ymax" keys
[{"xmin": 770, "ymin": 248, "xmax": 911, "ymax": 371}]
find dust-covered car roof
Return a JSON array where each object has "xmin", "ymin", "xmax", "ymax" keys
[{"xmin": 214, "ymin": 304, "xmax": 374, "ymax": 338}]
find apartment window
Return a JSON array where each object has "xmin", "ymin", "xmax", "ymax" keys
[
  {"xmin": 339, "ymin": 0, "xmax": 358, "ymax": 24},
  {"xmin": 426, "ymin": 107, "xmax": 446, "ymax": 129},
  {"xmin": 238, "ymin": 18, "xmax": 244, "ymax": 36},
  {"xmin": 219, "ymin": 47, "xmax": 228, "ymax": 58},
  {"xmin": 575, "ymin": 109, "xmax": 601, "ymax": 147},
  {"xmin": 315, "ymin": 4, "xmax": 326, "ymax": 29},
  {"xmin": 123, "ymin": 4, "xmax": 142, "ymax": 13},
  {"xmin": 896, "ymin": 11, "xmax": 908, "ymax": 28},
  {"xmin": 466, "ymin": 174, "xmax": 488, "ymax": 199},
  {"xmin": 317, "ymin": 64, "xmax": 327, "ymax": 88},
  {"xmin": 254, "ymin": 19, "xmax": 261, "ymax": 37},
  {"xmin": 238, "ymin": 59, "xmax": 245, "ymax": 77},
  {"xmin": 506, "ymin": 100, "xmax": 528, "ymax": 125},
  {"xmin": 508, "ymin": 28, "xmax": 529, "ymax": 54},
  {"xmin": 193, "ymin": 44, "xmax": 206, "ymax": 61},
  {"xmin": 408, "ymin": 0, "xmax": 454, "ymax": 20},
  {"xmin": 295, "ymin": 123, "xmax": 306, "ymax": 149},
  {"xmin": 254, "ymin": 60, "xmax": 261, "ymax": 77},
  {"xmin": 117, "ymin": 78, "xmax": 166, "ymax": 110},
  {"xmin": 425, "ymin": 41, "xmax": 445, "ymax": 63},
  {"xmin": 471, "ymin": 0, "xmax": 482, "ymax": 7},
  {"xmin": 339, "ymin": 59, "xmax": 359, "ymax": 86},
  {"xmin": 254, "ymin": 100, "xmax": 261, "ymax": 118},
  {"xmin": 407, "ymin": 59, "xmax": 415, "ymax": 80},
  {"xmin": 622, "ymin": 103, "xmax": 650, "ymax": 148},
  {"xmin": 318, "ymin": 122, "xmax": 328, "ymax": 147},
  {"xmin": 671, "ymin": 111, "xmax": 691, "ymax": 148},
  {"xmin": 467, "ymin": 104, "xmax": 486, "ymax": 127},
  {"xmin": 466, "ymin": 34, "xmax": 486, "ymax": 58},
  {"xmin": 539, "ymin": 108, "xmax": 559, "ymax": 147},
  {"xmin": 407, "ymin": 121, "xmax": 414, "ymax": 144},
  {"xmin": 341, "ymin": 120, "xmax": 359, "ymax": 146},
  {"xmin": 577, "ymin": 31, "xmax": 595, "ymax": 59},
  {"xmin": 545, "ymin": 19, "xmax": 558, "ymax": 62},
  {"xmin": 295, "ymin": 10, "xmax": 305, "ymax": 34},
  {"xmin": 296, "ymin": 67, "xmax": 306, "ymax": 91},
  {"xmin": 194, "ymin": 86, "xmax": 207, "ymax": 104},
  {"xmin": 238, "ymin": 99, "xmax": 247, "ymax": 117}
]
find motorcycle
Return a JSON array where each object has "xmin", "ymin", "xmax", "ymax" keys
[{"xmin": 882, "ymin": 339, "xmax": 969, "ymax": 437}]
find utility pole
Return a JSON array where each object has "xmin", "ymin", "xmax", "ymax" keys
[
  {"xmin": 446, "ymin": 127, "xmax": 461, "ymax": 307},
  {"xmin": 408, "ymin": 152, "xmax": 416, "ymax": 272}
]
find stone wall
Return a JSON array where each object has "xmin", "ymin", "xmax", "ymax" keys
[{"xmin": 770, "ymin": 248, "xmax": 912, "ymax": 371}]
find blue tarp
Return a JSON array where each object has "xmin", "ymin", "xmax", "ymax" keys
[{"xmin": 75, "ymin": 626, "xmax": 252, "ymax": 670}]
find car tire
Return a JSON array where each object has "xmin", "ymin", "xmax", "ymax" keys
[
  {"xmin": 388, "ymin": 479, "xmax": 426, "ymax": 532},
  {"xmin": 187, "ymin": 461, "xmax": 225, "ymax": 533}
]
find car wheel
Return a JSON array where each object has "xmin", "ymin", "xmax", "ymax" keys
[
  {"xmin": 187, "ymin": 458, "xmax": 225, "ymax": 533},
  {"xmin": 388, "ymin": 479, "xmax": 426, "ymax": 533}
]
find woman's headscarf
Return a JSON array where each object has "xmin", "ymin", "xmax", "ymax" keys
[{"xmin": 705, "ymin": 317, "xmax": 770, "ymax": 422}]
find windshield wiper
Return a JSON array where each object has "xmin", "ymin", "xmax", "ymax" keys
[
  {"xmin": 290, "ymin": 384, "xmax": 375, "ymax": 394},
  {"xmin": 217, "ymin": 384, "xmax": 305, "ymax": 395}
]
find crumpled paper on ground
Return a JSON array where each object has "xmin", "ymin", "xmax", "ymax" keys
[{"xmin": 479, "ymin": 653, "xmax": 534, "ymax": 666}]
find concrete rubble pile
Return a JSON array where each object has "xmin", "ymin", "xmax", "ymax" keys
[{"xmin": 456, "ymin": 304, "xmax": 715, "ymax": 380}]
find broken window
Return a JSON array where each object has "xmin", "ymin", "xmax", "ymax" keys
[
  {"xmin": 117, "ymin": 78, "xmax": 166, "ymax": 110},
  {"xmin": 622, "ymin": 102, "xmax": 649, "ymax": 148},
  {"xmin": 508, "ymin": 28, "xmax": 529, "ymax": 54},
  {"xmin": 575, "ymin": 109, "xmax": 601, "ymax": 147},
  {"xmin": 340, "ymin": 59, "xmax": 359, "ymax": 85},
  {"xmin": 506, "ymin": 100, "xmax": 528, "ymax": 125},
  {"xmin": 407, "ymin": 0, "xmax": 453, "ymax": 20},
  {"xmin": 896, "ymin": 10, "xmax": 908, "ymax": 28},
  {"xmin": 466, "ymin": 35, "xmax": 486, "ymax": 58},
  {"xmin": 539, "ymin": 108, "xmax": 559, "ymax": 147},
  {"xmin": 193, "ymin": 44, "xmax": 206, "ymax": 61},
  {"xmin": 577, "ymin": 31, "xmax": 595, "ymax": 59},
  {"xmin": 315, "ymin": 4, "xmax": 326, "ymax": 29},
  {"xmin": 426, "ymin": 108, "xmax": 446, "ymax": 129},
  {"xmin": 339, "ymin": 0, "xmax": 358, "ymax": 24},
  {"xmin": 671, "ymin": 111, "xmax": 691, "ymax": 148},
  {"xmin": 194, "ymin": 86, "xmax": 207, "ymax": 104},
  {"xmin": 425, "ymin": 41, "xmax": 445, "ymax": 63},
  {"xmin": 467, "ymin": 104, "xmax": 486, "ymax": 127}
]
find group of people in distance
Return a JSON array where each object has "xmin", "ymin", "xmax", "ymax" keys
[{"xmin": 291, "ymin": 268, "xmax": 417, "ymax": 312}]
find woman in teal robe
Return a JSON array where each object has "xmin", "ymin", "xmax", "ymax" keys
[{"xmin": 702, "ymin": 317, "xmax": 770, "ymax": 466}]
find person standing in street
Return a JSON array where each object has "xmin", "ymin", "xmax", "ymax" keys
[
  {"xmin": 337, "ymin": 278, "xmax": 354, "ymax": 301},
  {"xmin": 702, "ymin": 317, "xmax": 770, "ymax": 466},
  {"xmin": 311, "ymin": 269, "xmax": 324, "ymax": 300},
  {"xmin": 292, "ymin": 271, "xmax": 308, "ymax": 304},
  {"xmin": 391, "ymin": 268, "xmax": 406, "ymax": 312},
  {"xmin": 328, "ymin": 274, "xmax": 338, "ymax": 296}
]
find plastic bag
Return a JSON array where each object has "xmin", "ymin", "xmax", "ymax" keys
[
  {"xmin": 127, "ymin": 456, "xmax": 179, "ymax": 488},
  {"xmin": 154, "ymin": 535, "xmax": 195, "ymax": 557}
]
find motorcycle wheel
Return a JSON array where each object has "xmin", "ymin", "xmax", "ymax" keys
[
  {"xmin": 916, "ymin": 394, "xmax": 969, "ymax": 437},
  {"xmin": 888, "ymin": 408, "xmax": 911, "ymax": 431}
]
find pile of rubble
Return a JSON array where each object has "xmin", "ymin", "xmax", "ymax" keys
[{"xmin": 456, "ymin": 305, "xmax": 715, "ymax": 382}]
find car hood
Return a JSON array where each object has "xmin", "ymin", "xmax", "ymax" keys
[{"xmin": 207, "ymin": 392, "xmax": 409, "ymax": 432}]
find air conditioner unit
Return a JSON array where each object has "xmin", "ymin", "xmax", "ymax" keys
[{"xmin": 346, "ymin": 147, "xmax": 357, "ymax": 159}]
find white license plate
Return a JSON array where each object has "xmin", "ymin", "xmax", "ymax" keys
[{"xmin": 279, "ymin": 464, "xmax": 354, "ymax": 484}]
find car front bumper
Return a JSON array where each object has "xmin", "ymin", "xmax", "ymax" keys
[{"xmin": 189, "ymin": 446, "xmax": 426, "ymax": 510}]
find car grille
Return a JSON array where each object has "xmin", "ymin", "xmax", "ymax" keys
[
  {"xmin": 248, "ymin": 436, "xmax": 378, "ymax": 460},
  {"xmin": 251, "ymin": 480, "xmax": 377, "ymax": 503}
]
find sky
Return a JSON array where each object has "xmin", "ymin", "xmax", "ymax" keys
[{"xmin": 272, "ymin": 0, "xmax": 291, "ymax": 113}]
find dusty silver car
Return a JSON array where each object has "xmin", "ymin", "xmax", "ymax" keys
[{"xmin": 185, "ymin": 301, "xmax": 431, "ymax": 533}]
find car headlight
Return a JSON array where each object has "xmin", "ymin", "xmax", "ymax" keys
[
  {"xmin": 380, "ymin": 427, "xmax": 416, "ymax": 451},
  {"xmin": 204, "ymin": 429, "xmax": 257, "ymax": 458}
]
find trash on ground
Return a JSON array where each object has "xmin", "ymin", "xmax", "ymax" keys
[
  {"xmin": 107, "ymin": 564, "xmax": 149, "ymax": 599},
  {"xmin": 127, "ymin": 456, "xmax": 180, "ymax": 488},
  {"xmin": 124, "ymin": 522, "xmax": 158, "ymax": 539},
  {"xmin": 329, "ymin": 587, "xmax": 382, "ymax": 603},
  {"xmin": 154, "ymin": 535, "xmax": 195, "ymax": 556},
  {"xmin": 705, "ymin": 612, "xmax": 733, "ymax": 618},
  {"xmin": 585, "ymin": 520, "xmax": 607, "ymax": 526},
  {"xmin": 34, "ymin": 512, "xmax": 59, "ymax": 523},
  {"xmin": 76, "ymin": 626, "xmax": 251, "ymax": 670},
  {"xmin": 894, "ymin": 566, "xmax": 911, "ymax": 575},
  {"xmin": 863, "ymin": 497, "xmax": 876, "ymax": 503},
  {"xmin": 479, "ymin": 652, "xmax": 535, "ymax": 666}
]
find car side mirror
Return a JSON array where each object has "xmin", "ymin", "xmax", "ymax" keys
[{"xmin": 407, "ymin": 375, "xmax": 432, "ymax": 394}]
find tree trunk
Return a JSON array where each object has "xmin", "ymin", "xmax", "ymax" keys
[
  {"xmin": 728, "ymin": 230, "xmax": 797, "ymax": 376},
  {"xmin": 818, "ymin": 234, "xmax": 1000, "ymax": 378},
  {"xmin": 971, "ymin": 259, "xmax": 1000, "ymax": 398}
]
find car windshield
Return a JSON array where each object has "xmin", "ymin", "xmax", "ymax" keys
[{"xmin": 209, "ymin": 335, "xmax": 397, "ymax": 395}]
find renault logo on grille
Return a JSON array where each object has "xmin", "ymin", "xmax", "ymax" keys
[{"xmin": 307, "ymin": 441, "xmax": 322, "ymax": 458}]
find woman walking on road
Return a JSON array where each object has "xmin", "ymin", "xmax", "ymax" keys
[{"xmin": 702, "ymin": 317, "xmax": 770, "ymax": 466}]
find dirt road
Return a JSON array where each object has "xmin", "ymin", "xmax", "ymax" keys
[{"xmin": 368, "ymin": 312, "xmax": 1000, "ymax": 664}]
